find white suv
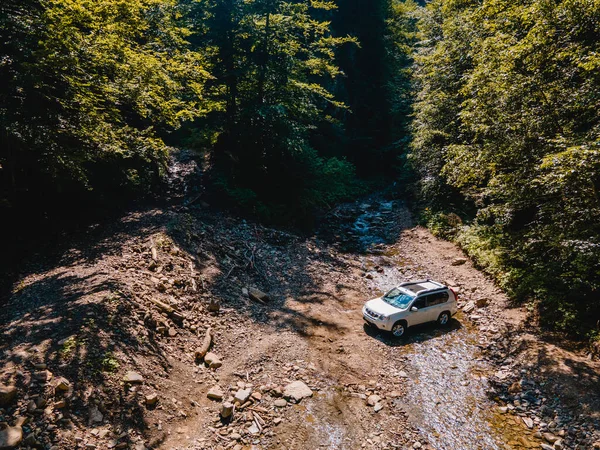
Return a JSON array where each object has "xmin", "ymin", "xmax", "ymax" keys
[{"xmin": 362, "ymin": 280, "xmax": 458, "ymax": 337}]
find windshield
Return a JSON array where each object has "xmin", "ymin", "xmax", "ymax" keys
[{"xmin": 382, "ymin": 287, "xmax": 414, "ymax": 309}]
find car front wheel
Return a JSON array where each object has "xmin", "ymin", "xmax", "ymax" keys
[
  {"xmin": 437, "ymin": 311, "xmax": 450, "ymax": 326},
  {"xmin": 391, "ymin": 321, "xmax": 406, "ymax": 338}
]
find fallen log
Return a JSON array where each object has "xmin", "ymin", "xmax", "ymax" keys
[{"xmin": 194, "ymin": 327, "xmax": 212, "ymax": 360}]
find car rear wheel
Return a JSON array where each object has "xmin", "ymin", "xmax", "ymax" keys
[
  {"xmin": 391, "ymin": 321, "xmax": 406, "ymax": 338},
  {"xmin": 437, "ymin": 311, "xmax": 450, "ymax": 326}
]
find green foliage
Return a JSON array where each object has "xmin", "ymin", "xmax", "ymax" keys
[
  {"xmin": 0, "ymin": 0, "xmax": 208, "ymax": 210},
  {"xmin": 410, "ymin": 0, "xmax": 600, "ymax": 336}
]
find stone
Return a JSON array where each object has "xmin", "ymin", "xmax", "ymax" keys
[
  {"xmin": 413, "ymin": 442, "xmax": 422, "ymax": 449},
  {"xmin": 248, "ymin": 288, "xmax": 270, "ymax": 303},
  {"xmin": 0, "ymin": 417, "xmax": 25, "ymax": 449},
  {"xmin": 367, "ymin": 395, "xmax": 381, "ymax": 407},
  {"xmin": 167, "ymin": 328, "xmax": 177, "ymax": 337},
  {"xmin": 373, "ymin": 403, "xmax": 384, "ymax": 413},
  {"xmin": 55, "ymin": 377, "xmax": 70, "ymax": 392},
  {"xmin": 540, "ymin": 445, "xmax": 553, "ymax": 450},
  {"xmin": 207, "ymin": 299, "xmax": 220, "ymax": 313},
  {"xmin": 462, "ymin": 301, "xmax": 476, "ymax": 314},
  {"xmin": 123, "ymin": 372, "xmax": 144, "ymax": 384},
  {"xmin": 283, "ymin": 381, "xmax": 313, "ymax": 403},
  {"xmin": 522, "ymin": 417, "xmax": 534, "ymax": 429},
  {"xmin": 204, "ymin": 353, "xmax": 222, "ymax": 369},
  {"xmin": 207, "ymin": 386, "xmax": 224, "ymax": 401},
  {"xmin": 89, "ymin": 406, "xmax": 103, "ymax": 425},
  {"xmin": 475, "ymin": 297, "xmax": 489, "ymax": 308},
  {"xmin": 543, "ymin": 433, "xmax": 558, "ymax": 444},
  {"xmin": 145, "ymin": 393, "xmax": 158, "ymax": 406},
  {"xmin": 451, "ymin": 257, "xmax": 468, "ymax": 266},
  {"xmin": 33, "ymin": 370, "xmax": 52, "ymax": 382},
  {"xmin": 247, "ymin": 423, "xmax": 260, "ymax": 435},
  {"xmin": 220, "ymin": 402, "xmax": 234, "ymax": 419},
  {"xmin": 274, "ymin": 399, "xmax": 287, "ymax": 408},
  {"xmin": 234, "ymin": 389, "xmax": 252, "ymax": 405},
  {"xmin": 273, "ymin": 417, "xmax": 282, "ymax": 425},
  {"xmin": 0, "ymin": 385, "xmax": 17, "ymax": 407}
]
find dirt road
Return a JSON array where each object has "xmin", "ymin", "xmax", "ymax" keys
[{"xmin": 1, "ymin": 193, "xmax": 598, "ymax": 450}]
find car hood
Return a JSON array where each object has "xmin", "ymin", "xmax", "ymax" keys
[{"xmin": 365, "ymin": 297, "xmax": 404, "ymax": 316}]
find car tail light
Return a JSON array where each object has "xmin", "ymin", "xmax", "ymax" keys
[{"xmin": 449, "ymin": 288, "xmax": 458, "ymax": 300}]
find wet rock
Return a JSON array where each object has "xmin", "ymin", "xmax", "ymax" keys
[
  {"xmin": 0, "ymin": 417, "xmax": 25, "ymax": 449},
  {"xmin": 451, "ymin": 257, "xmax": 468, "ymax": 266},
  {"xmin": 207, "ymin": 386, "xmax": 224, "ymax": 401},
  {"xmin": 220, "ymin": 402, "xmax": 234, "ymax": 418},
  {"xmin": 123, "ymin": 372, "xmax": 144, "ymax": 384},
  {"xmin": 273, "ymin": 399, "xmax": 287, "ymax": 408},
  {"xmin": 0, "ymin": 385, "xmax": 17, "ymax": 407},
  {"xmin": 204, "ymin": 352, "xmax": 222, "ymax": 369},
  {"xmin": 283, "ymin": 381, "xmax": 313, "ymax": 403},
  {"xmin": 462, "ymin": 301, "xmax": 476, "ymax": 314}
]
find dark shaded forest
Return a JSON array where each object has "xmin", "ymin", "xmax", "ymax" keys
[{"xmin": 1, "ymin": 0, "xmax": 599, "ymax": 339}]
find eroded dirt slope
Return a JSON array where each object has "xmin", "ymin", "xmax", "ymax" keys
[{"xmin": 1, "ymin": 193, "xmax": 599, "ymax": 450}]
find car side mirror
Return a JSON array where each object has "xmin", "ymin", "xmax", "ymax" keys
[{"xmin": 410, "ymin": 306, "xmax": 418, "ymax": 312}]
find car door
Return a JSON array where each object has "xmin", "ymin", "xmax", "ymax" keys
[
  {"xmin": 425, "ymin": 292, "xmax": 450, "ymax": 322},
  {"xmin": 409, "ymin": 297, "xmax": 428, "ymax": 325}
]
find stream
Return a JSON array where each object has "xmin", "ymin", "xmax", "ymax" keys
[{"xmin": 352, "ymin": 199, "xmax": 525, "ymax": 450}]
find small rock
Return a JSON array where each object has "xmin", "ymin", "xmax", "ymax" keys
[
  {"xmin": 367, "ymin": 395, "xmax": 381, "ymax": 407},
  {"xmin": 167, "ymin": 328, "xmax": 177, "ymax": 337},
  {"xmin": 475, "ymin": 298, "xmax": 489, "ymax": 307},
  {"xmin": 540, "ymin": 444, "xmax": 553, "ymax": 450},
  {"xmin": 273, "ymin": 417, "xmax": 282, "ymax": 425},
  {"xmin": 55, "ymin": 377, "xmax": 70, "ymax": 392},
  {"xmin": 283, "ymin": 381, "xmax": 313, "ymax": 403},
  {"xmin": 0, "ymin": 385, "xmax": 17, "ymax": 407},
  {"xmin": 522, "ymin": 417, "xmax": 534, "ymax": 429},
  {"xmin": 123, "ymin": 371, "xmax": 144, "ymax": 384},
  {"xmin": 207, "ymin": 386, "xmax": 224, "ymax": 401},
  {"xmin": 462, "ymin": 301, "xmax": 476, "ymax": 314},
  {"xmin": 248, "ymin": 288, "xmax": 270, "ymax": 303},
  {"xmin": 248, "ymin": 423, "xmax": 260, "ymax": 435},
  {"xmin": 220, "ymin": 402, "xmax": 234, "ymax": 419},
  {"xmin": 373, "ymin": 403, "xmax": 384, "ymax": 413},
  {"xmin": 207, "ymin": 299, "xmax": 220, "ymax": 313},
  {"xmin": 89, "ymin": 406, "xmax": 103, "ymax": 425},
  {"xmin": 33, "ymin": 370, "xmax": 52, "ymax": 382},
  {"xmin": 145, "ymin": 393, "xmax": 158, "ymax": 406},
  {"xmin": 413, "ymin": 442, "xmax": 422, "ymax": 449},
  {"xmin": 543, "ymin": 433, "xmax": 558, "ymax": 444},
  {"xmin": 204, "ymin": 352, "xmax": 222, "ymax": 369},
  {"xmin": 273, "ymin": 399, "xmax": 287, "ymax": 408},
  {"xmin": 234, "ymin": 389, "xmax": 251, "ymax": 404},
  {"xmin": 0, "ymin": 418, "xmax": 24, "ymax": 449},
  {"xmin": 451, "ymin": 257, "xmax": 468, "ymax": 266}
]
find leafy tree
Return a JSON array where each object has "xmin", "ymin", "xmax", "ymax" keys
[{"xmin": 0, "ymin": 0, "xmax": 208, "ymax": 212}]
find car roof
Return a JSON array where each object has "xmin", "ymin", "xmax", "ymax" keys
[{"xmin": 400, "ymin": 280, "xmax": 446, "ymax": 296}]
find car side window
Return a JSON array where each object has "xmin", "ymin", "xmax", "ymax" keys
[
  {"xmin": 412, "ymin": 298, "xmax": 426, "ymax": 309},
  {"xmin": 426, "ymin": 292, "xmax": 449, "ymax": 306}
]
